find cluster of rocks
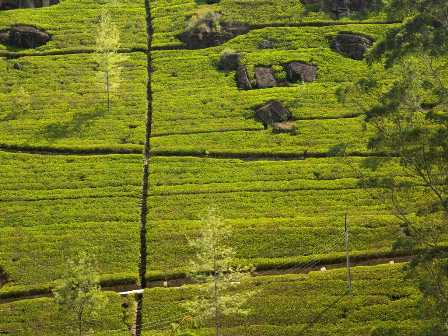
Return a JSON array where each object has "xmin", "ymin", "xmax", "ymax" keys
[
  {"xmin": 254, "ymin": 100, "xmax": 296, "ymax": 134},
  {"xmin": 0, "ymin": 0, "xmax": 59, "ymax": 10},
  {"xmin": 236, "ymin": 62, "xmax": 317, "ymax": 90},
  {"xmin": 0, "ymin": 25, "xmax": 50, "ymax": 48},
  {"xmin": 331, "ymin": 32, "xmax": 373, "ymax": 60}
]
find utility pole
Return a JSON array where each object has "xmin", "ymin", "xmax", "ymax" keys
[{"xmin": 344, "ymin": 212, "xmax": 352, "ymax": 295}]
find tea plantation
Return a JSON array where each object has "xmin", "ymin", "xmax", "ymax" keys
[
  {"xmin": 0, "ymin": 264, "xmax": 431, "ymax": 335},
  {"xmin": 0, "ymin": 0, "xmax": 436, "ymax": 334}
]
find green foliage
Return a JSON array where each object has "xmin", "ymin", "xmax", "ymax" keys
[
  {"xmin": 272, "ymin": 64, "xmax": 287, "ymax": 82},
  {"xmin": 1, "ymin": 265, "xmax": 425, "ymax": 336},
  {"xmin": 10, "ymin": 87, "xmax": 31, "ymax": 120},
  {"xmin": 0, "ymin": 24, "xmax": 393, "ymax": 152},
  {"xmin": 53, "ymin": 252, "xmax": 108, "ymax": 336},
  {"xmin": 405, "ymin": 256, "xmax": 448, "ymax": 335},
  {"xmin": 342, "ymin": 0, "xmax": 448, "ymax": 332},
  {"xmin": 0, "ymin": 2, "xmax": 438, "ymax": 335},
  {"xmin": 370, "ymin": 325, "xmax": 401, "ymax": 336},
  {"xmin": 183, "ymin": 210, "xmax": 254, "ymax": 334},
  {"xmin": 369, "ymin": 0, "xmax": 448, "ymax": 66},
  {"xmin": 121, "ymin": 294, "xmax": 137, "ymax": 333},
  {"xmin": 95, "ymin": 9, "xmax": 126, "ymax": 114},
  {"xmin": 0, "ymin": 151, "xmax": 416, "ymax": 288},
  {"xmin": 186, "ymin": 9, "xmax": 221, "ymax": 34}
]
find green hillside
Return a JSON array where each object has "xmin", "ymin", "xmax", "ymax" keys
[
  {"xmin": 0, "ymin": 0, "xmax": 442, "ymax": 334},
  {"xmin": 0, "ymin": 264, "xmax": 430, "ymax": 336}
]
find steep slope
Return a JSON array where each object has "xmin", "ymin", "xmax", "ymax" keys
[{"xmin": 0, "ymin": 0, "xmax": 428, "ymax": 334}]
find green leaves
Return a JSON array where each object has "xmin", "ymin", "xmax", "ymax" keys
[
  {"xmin": 369, "ymin": 1, "xmax": 448, "ymax": 66},
  {"xmin": 52, "ymin": 252, "xmax": 108, "ymax": 336},
  {"xmin": 183, "ymin": 210, "xmax": 255, "ymax": 330},
  {"xmin": 94, "ymin": 9, "xmax": 127, "ymax": 112}
]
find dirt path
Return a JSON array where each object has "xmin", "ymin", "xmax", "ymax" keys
[{"xmin": 0, "ymin": 254, "xmax": 412, "ymax": 305}]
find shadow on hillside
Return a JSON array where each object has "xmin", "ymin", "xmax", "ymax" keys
[
  {"xmin": 41, "ymin": 107, "xmax": 105, "ymax": 140},
  {"xmin": 0, "ymin": 266, "xmax": 8, "ymax": 288},
  {"xmin": 302, "ymin": 0, "xmax": 384, "ymax": 20}
]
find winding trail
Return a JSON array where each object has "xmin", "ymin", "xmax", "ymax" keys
[{"xmin": 0, "ymin": 255, "xmax": 412, "ymax": 305}]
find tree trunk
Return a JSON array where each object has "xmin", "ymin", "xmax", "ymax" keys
[
  {"xmin": 213, "ymin": 249, "xmax": 220, "ymax": 336},
  {"xmin": 106, "ymin": 70, "xmax": 111, "ymax": 114},
  {"xmin": 78, "ymin": 310, "xmax": 83, "ymax": 336},
  {"xmin": 134, "ymin": 0, "xmax": 154, "ymax": 334},
  {"xmin": 214, "ymin": 273, "xmax": 220, "ymax": 336}
]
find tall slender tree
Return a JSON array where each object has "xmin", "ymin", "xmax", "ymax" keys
[
  {"xmin": 134, "ymin": 0, "xmax": 154, "ymax": 334},
  {"xmin": 95, "ymin": 8, "xmax": 124, "ymax": 114},
  {"xmin": 53, "ymin": 252, "xmax": 107, "ymax": 336},
  {"xmin": 337, "ymin": 1, "xmax": 448, "ymax": 333},
  {"xmin": 183, "ymin": 210, "xmax": 254, "ymax": 336}
]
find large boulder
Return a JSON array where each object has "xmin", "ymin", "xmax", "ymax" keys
[
  {"xmin": 255, "ymin": 67, "xmax": 277, "ymax": 89},
  {"xmin": 236, "ymin": 65, "xmax": 252, "ymax": 90},
  {"xmin": 178, "ymin": 15, "xmax": 249, "ymax": 49},
  {"xmin": 286, "ymin": 62, "xmax": 317, "ymax": 82},
  {"xmin": 331, "ymin": 32, "xmax": 373, "ymax": 60},
  {"xmin": 0, "ymin": 25, "xmax": 50, "ymax": 48},
  {"xmin": 255, "ymin": 100, "xmax": 292, "ymax": 127},
  {"xmin": 0, "ymin": 0, "xmax": 59, "ymax": 10}
]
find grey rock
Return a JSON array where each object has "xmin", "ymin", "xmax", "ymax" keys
[
  {"xmin": 286, "ymin": 62, "xmax": 317, "ymax": 82},
  {"xmin": 13, "ymin": 62, "xmax": 23, "ymax": 70},
  {"xmin": 236, "ymin": 65, "xmax": 252, "ymax": 90},
  {"xmin": 0, "ymin": 0, "xmax": 59, "ymax": 10},
  {"xmin": 331, "ymin": 32, "xmax": 373, "ymax": 60},
  {"xmin": 255, "ymin": 100, "xmax": 292, "ymax": 127},
  {"xmin": 1, "ymin": 25, "xmax": 50, "ymax": 49},
  {"xmin": 255, "ymin": 67, "xmax": 277, "ymax": 89}
]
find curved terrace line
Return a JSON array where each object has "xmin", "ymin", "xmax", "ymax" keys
[
  {"xmin": 0, "ymin": 20, "xmax": 399, "ymax": 59},
  {"xmin": 0, "ymin": 147, "xmax": 394, "ymax": 159},
  {"xmin": 0, "ymin": 256, "xmax": 412, "ymax": 305}
]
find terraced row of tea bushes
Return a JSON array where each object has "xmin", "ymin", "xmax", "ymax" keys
[
  {"xmin": 0, "ymin": 183, "xmax": 408, "ymax": 288},
  {"xmin": 0, "ymin": 265, "xmax": 429, "ymax": 336},
  {"xmin": 153, "ymin": 24, "xmax": 394, "ymax": 131},
  {"xmin": 0, "ymin": 53, "xmax": 147, "ymax": 151},
  {"xmin": 0, "ymin": 152, "xmax": 141, "ymax": 286},
  {"xmin": 224, "ymin": 24, "xmax": 395, "ymax": 52},
  {"xmin": 141, "ymin": 265, "xmax": 422, "ymax": 331},
  {"xmin": 0, "ymin": 0, "xmax": 393, "ymax": 54},
  {"xmin": 0, "ymin": 293, "xmax": 125, "ymax": 336},
  {"xmin": 0, "ymin": 152, "xmax": 412, "ymax": 288},
  {"xmin": 218, "ymin": 0, "xmax": 389, "ymax": 25},
  {"xmin": 0, "ymin": 24, "xmax": 395, "ymax": 153},
  {"xmin": 150, "ymin": 119, "xmax": 373, "ymax": 155},
  {"xmin": 0, "ymin": 0, "xmax": 148, "ymax": 52}
]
